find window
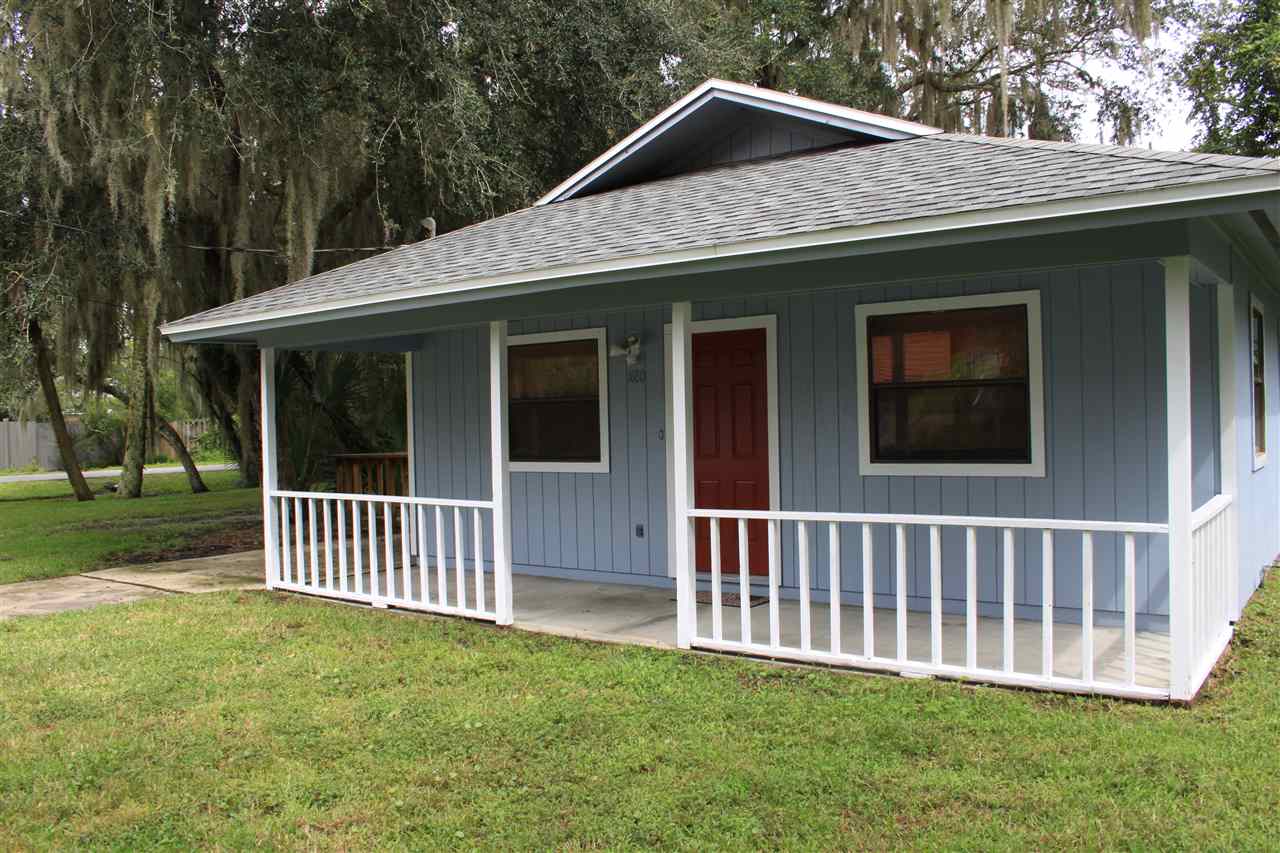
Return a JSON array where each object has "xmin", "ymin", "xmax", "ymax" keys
[
  {"xmin": 1252, "ymin": 296, "xmax": 1267, "ymax": 470},
  {"xmin": 855, "ymin": 291, "xmax": 1045, "ymax": 477},
  {"xmin": 507, "ymin": 328, "xmax": 609, "ymax": 473}
]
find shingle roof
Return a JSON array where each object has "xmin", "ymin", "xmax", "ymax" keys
[{"xmin": 166, "ymin": 133, "xmax": 1280, "ymax": 333}]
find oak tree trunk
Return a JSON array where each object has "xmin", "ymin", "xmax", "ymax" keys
[{"xmin": 28, "ymin": 319, "xmax": 95, "ymax": 501}]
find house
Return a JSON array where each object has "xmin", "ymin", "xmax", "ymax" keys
[{"xmin": 162, "ymin": 79, "xmax": 1280, "ymax": 702}]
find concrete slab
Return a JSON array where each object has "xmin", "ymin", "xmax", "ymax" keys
[
  {"xmin": 82, "ymin": 550, "xmax": 266, "ymax": 594},
  {"xmin": 282, "ymin": 565, "xmax": 1171, "ymax": 690},
  {"xmin": 0, "ymin": 574, "xmax": 169, "ymax": 620}
]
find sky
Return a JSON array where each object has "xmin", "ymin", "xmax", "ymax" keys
[{"xmin": 1076, "ymin": 24, "xmax": 1200, "ymax": 152}]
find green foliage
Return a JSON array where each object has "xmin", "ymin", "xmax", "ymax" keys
[
  {"xmin": 275, "ymin": 350, "xmax": 408, "ymax": 490},
  {"xmin": 1181, "ymin": 0, "xmax": 1280, "ymax": 157}
]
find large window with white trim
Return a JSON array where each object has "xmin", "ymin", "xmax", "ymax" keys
[
  {"xmin": 1251, "ymin": 296, "xmax": 1267, "ymax": 469},
  {"xmin": 855, "ymin": 291, "xmax": 1046, "ymax": 477},
  {"xmin": 507, "ymin": 328, "xmax": 609, "ymax": 473}
]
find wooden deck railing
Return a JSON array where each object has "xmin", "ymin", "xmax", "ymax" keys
[{"xmin": 333, "ymin": 452, "xmax": 410, "ymax": 496}]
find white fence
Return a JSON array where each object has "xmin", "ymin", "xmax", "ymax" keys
[
  {"xmin": 684, "ymin": 508, "xmax": 1172, "ymax": 700},
  {"xmin": 269, "ymin": 490, "xmax": 501, "ymax": 622},
  {"xmin": 1188, "ymin": 494, "xmax": 1236, "ymax": 693}
]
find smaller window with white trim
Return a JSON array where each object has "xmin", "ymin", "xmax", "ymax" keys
[
  {"xmin": 1251, "ymin": 296, "xmax": 1267, "ymax": 469},
  {"xmin": 856, "ymin": 291, "xmax": 1045, "ymax": 477},
  {"xmin": 507, "ymin": 328, "xmax": 609, "ymax": 473}
]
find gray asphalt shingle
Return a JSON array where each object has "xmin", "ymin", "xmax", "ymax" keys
[{"xmin": 167, "ymin": 133, "xmax": 1280, "ymax": 331}]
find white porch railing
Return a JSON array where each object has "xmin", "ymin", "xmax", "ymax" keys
[
  {"xmin": 268, "ymin": 490, "xmax": 502, "ymax": 622},
  {"xmin": 684, "ymin": 508, "xmax": 1172, "ymax": 700},
  {"xmin": 1188, "ymin": 494, "xmax": 1236, "ymax": 693}
]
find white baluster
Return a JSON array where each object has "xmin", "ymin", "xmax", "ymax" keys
[
  {"xmin": 829, "ymin": 522, "xmax": 841, "ymax": 656},
  {"xmin": 930, "ymin": 525, "xmax": 941, "ymax": 666},
  {"xmin": 768, "ymin": 519, "xmax": 780, "ymax": 649},
  {"xmin": 383, "ymin": 503, "xmax": 395, "ymax": 600},
  {"xmin": 1081, "ymin": 531, "xmax": 1094, "ymax": 683},
  {"xmin": 1002, "ymin": 528, "xmax": 1015, "ymax": 673},
  {"xmin": 417, "ymin": 505, "xmax": 429, "ymax": 605},
  {"xmin": 1124, "ymin": 533, "xmax": 1137, "ymax": 686},
  {"xmin": 308, "ymin": 498, "xmax": 319, "ymax": 587},
  {"xmin": 454, "ymin": 507, "xmax": 466, "ymax": 612},
  {"xmin": 861, "ymin": 523, "xmax": 872, "ymax": 659},
  {"xmin": 738, "ymin": 519, "xmax": 751, "ymax": 645},
  {"xmin": 474, "ymin": 508, "xmax": 485, "ymax": 614},
  {"xmin": 323, "ymin": 499, "xmax": 334, "ymax": 590},
  {"xmin": 352, "ymin": 500, "xmax": 364, "ymax": 595},
  {"xmin": 337, "ymin": 498, "xmax": 349, "ymax": 593},
  {"xmin": 798, "ymin": 521, "xmax": 811, "ymax": 653},
  {"xmin": 895, "ymin": 523, "xmax": 907, "ymax": 662},
  {"xmin": 367, "ymin": 502, "xmax": 379, "ymax": 598},
  {"xmin": 280, "ymin": 497, "xmax": 292, "ymax": 585},
  {"xmin": 435, "ymin": 506, "xmax": 447, "ymax": 607},
  {"xmin": 965, "ymin": 526, "xmax": 977, "ymax": 670},
  {"xmin": 400, "ymin": 504, "xmax": 412, "ymax": 601},
  {"xmin": 1042, "ymin": 529, "xmax": 1053, "ymax": 679},
  {"xmin": 294, "ymin": 498, "xmax": 305, "ymax": 587},
  {"xmin": 710, "ymin": 518, "xmax": 723, "ymax": 642}
]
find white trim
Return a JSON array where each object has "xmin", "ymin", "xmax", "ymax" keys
[
  {"xmin": 506, "ymin": 327, "xmax": 610, "ymax": 474},
  {"xmin": 1217, "ymin": 282, "xmax": 1241, "ymax": 620},
  {"xmin": 663, "ymin": 315, "xmax": 781, "ymax": 579},
  {"xmin": 161, "ymin": 172, "xmax": 1280, "ymax": 342},
  {"xmin": 853, "ymin": 291, "xmax": 1046, "ymax": 478},
  {"xmin": 535, "ymin": 79, "xmax": 939, "ymax": 206},
  {"xmin": 671, "ymin": 303, "xmax": 696, "ymax": 648},
  {"xmin": 259, "ymin": 347, "xmax": 280, "ymax": 589},
  {"xmin": 1250, "ymin": 294, "xmax": 1268, "ymax": 470},
  {"xmin": 1165, "ymin": 256, "xmax": 1194, "ymax": 700},
  {"xmin": 489, "ymin": 321, "xmax": 514, "ymax": 625}
]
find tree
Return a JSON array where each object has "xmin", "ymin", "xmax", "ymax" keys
[
  {"xmin": 718, "ymin": 0, "xmax": 1168, "ymax": 142},
  {"xmin": 1180, "ymin": 0, "xmax": 1280, "ymax": 157}
]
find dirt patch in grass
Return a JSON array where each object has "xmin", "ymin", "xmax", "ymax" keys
[{"xmin": 109, "ymin": 522, "xmax": 264, "ymax": 566}]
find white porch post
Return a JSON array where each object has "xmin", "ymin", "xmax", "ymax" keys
[
  {"xmin": 1216, "ymin": 281, "xmax": 1242, "ymax": 621},
  {"xmin": 671, "ymin": 302, "xmax": 696, "ymax": 648},
  {"xmin": 1165, "ymin": 257, "xmax": 1194, "ymax": 701},
  {"xmin": 259, "ymin": 346, "xmax": 280, "ymax": 589},
  {"xmin": 489, "ymin": 321, "xmax": 514, "ymax": 625}
]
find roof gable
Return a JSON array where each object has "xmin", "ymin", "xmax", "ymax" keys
[{"xmin": 535, "ymin": 79, "xmax": 941, "ymax": 205}]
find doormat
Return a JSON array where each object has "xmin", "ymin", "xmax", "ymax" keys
[{"xmin": 671, "ymin": 592, "xmax": 768, "ymax": 608}]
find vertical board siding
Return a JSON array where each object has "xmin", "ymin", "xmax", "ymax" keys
[
  {"xmin": 1227, "ymin": 245, "xmax": 1280, "ymax": 610},
  {"xmin": 412, "ymin": 260, "xmax": 1174, "ymax": 617}
]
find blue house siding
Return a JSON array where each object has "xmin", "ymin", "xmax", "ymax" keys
[
  {"xmin": 412, "ymin": 259, "xmax": 1187, "ymax": 621},
  {"xmin": 1221, "ymin": 246, "xmax": 1280, "ymax": 609}
]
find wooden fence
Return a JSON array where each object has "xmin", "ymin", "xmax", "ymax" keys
[{"xmin": 0, "ymin": 420, "xmax": 65, "ymax": 470}]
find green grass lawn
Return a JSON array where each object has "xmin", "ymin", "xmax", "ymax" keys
[
  {"xmin": 0, "ymin": 470, "xmax": 260, "ymax": 585},
  {"xmin": 0, "ymin": 579, "xmax": 1277, "ymax": 849}
]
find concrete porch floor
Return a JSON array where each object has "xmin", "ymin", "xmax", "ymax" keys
[
  {"xmin": 319, "ymin": 550, "xmax": 1171, "ymax": 691},
  {"xmin": 508, "ymin": 574, "xmax": 1171, "ymax": 690}
]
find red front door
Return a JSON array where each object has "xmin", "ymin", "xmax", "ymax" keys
[{"xmin": 693, "ymin": 328, "xmax": 770, "ymax": 577}]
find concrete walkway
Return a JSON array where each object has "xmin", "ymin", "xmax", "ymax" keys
[
  {"xmin": 0, "ymin": 462, "xmax": 236, "ymax": 484},
  {"xmin": 0, "ymin": 551, "xmax": 264, "ymax": 620}
]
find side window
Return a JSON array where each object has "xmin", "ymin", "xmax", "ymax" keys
[{"xmin": 1251, "ymin": 296, "xmax": 1267, "ymax": 469}]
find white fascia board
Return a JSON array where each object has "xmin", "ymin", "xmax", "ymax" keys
[
  {"xmin": 161, "ymin": 172, "xmax": 1280, "ymax": 342},
  {"xmin": 533, "ymin": 78, "xmax": 940, "ymax": 207}
]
